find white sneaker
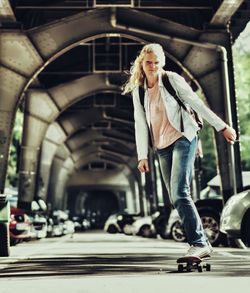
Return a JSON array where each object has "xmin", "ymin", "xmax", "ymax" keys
[{"xmin": 184, "ymin": 245, "xmax": 213, "ymax": 259}]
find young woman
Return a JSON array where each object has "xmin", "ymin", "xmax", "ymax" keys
[{"xmin": 124, "ymin": 43, "xmax": 236, "ymax": 258}]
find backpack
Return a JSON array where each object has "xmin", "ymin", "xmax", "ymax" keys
[{"xmin": 138, "ymin": 73, "xmax": 203, "ymax": 132}]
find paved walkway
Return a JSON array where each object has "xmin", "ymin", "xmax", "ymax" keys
[{"xmin": 0, "ymin": 231, "xmax": 250, "ymax": 293}]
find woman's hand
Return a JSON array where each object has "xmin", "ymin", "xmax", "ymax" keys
[
  {"xmin": 222, "ymin": 126, "xmax": 237, "ymax": 144},
  {"xmin": 137, "ymin": 159, "xmax": 150, "ymax": 173}
]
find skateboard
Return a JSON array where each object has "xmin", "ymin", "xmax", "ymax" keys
[{"xmin": 177, "ymin": 255, "xmax": 211, "ymax": 272}]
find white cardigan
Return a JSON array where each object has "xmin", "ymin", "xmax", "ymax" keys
[{"xmin": 132, "ymin": 71, "xmax": 227, "ymax": 161}]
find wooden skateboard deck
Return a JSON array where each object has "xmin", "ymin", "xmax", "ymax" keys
[{"xmin": 177, "ymin": 255, "xmax": 211, "ymax": 272}]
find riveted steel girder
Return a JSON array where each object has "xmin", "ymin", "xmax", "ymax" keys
[
  {"xmin": 27, "ymin": 8, "xmax": 198, "ymax": 60},
  {"xmin": 1, "ymin": 6, "xmax": 243, "ymax": 204},
  {"xmin": 0, "ymin": 0, "xmax": 16, "ymax": 21},
  {"xmin": 24, "ymin": 73, "xmax": 122, "ymax": 146},
  {"xmin": 47, "ymin": 156, "xmax": 71, "ymax": 210},
  {"xmin": 67, "ymin": 169, "xmax": 130, "ymax": 188},
  {"xmin": 210, "ymin": 0, "xmax": 245, "ymax": 26},
  {"xmin": 0, "ymin": 29, "xmax": 43, "ymax": 193},
  {"xmin": 55, "ymin": 144, "xmax": 71, "ymax": 160},
  {"xmin": 71, "ymin": 141, "xmax": 134, "ymax": 162},
  {"xmin": 41, "ymin": 128, "xmax": 137, "ymax": 202},
  {"xmin": 48, "ymin": 150, "xmax": 134, "ymax": 209},
  {"xmin": 0, "ymin": 109, "xmax": 17, "ymax": 193},
  {"xmin": 25, "ymin": 90, "xmax": 58, "ymax": 123},
  {"xmin": 0, "ymin": 66, "xmax": 27, "ymax": 111},
  {"xmin": 18, "ymin": 73, "xmax": 123, "ymax": 204},
  {"xmin": 0, "ymin": 32, "xmax": 43, "ymax": 78},
  {"xmin": 45, "ymin": 122, "xmax": 67, "ymax": 143},
  {"xmin": 66, "ymin": 129, "xmax": 134, "ymax": 152},
  {"xmin": 48, "ymin": 74, "xmax": 121, "ymax": 110}
]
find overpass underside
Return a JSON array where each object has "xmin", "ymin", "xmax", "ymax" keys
[{"xmin": 0, "ymin": 0, "xmax": 249, "ymax": 216}]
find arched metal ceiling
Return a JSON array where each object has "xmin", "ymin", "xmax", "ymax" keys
[{"xmin": 0, "ymin": 0, "xmax": 249, "ymax": 206}]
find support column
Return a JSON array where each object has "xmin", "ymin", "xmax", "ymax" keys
[
  {"xmin": 18, "ymin": 146, "xmax": 40, "ymax": 210},
  {"xmin": 224, "ymin": 34, "xmax": 243, "ymax": 193},
  {"xmin": 17, "ymin": 92, "xmax": 50, "ymax": 210},
  {"xmin": 0, "ymin": 111, "xmax": 15, "ymax": 193}
]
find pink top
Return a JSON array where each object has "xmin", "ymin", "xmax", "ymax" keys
[{"xmin": 148, "ymin": 82, "xmax": 182, "ymax": 149}]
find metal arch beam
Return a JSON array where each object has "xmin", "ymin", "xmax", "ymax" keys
[
  {"xmin": 0, "ymin": 28, "xmax": 44, "ymax": 193},
  {"xmin": 39, "ymin": 123, "xmax": 136, "ymax": 201},
  {"xmin": 62, "ymin": 149, "xmax": 138, "ymax": 178},
  {"xmin": 66, "ymin": 129, "xmax": 135, "ymax": 152},
  {"xmin": 18, "ymin": 107, "xmax": 104, "ymax": 204},
  {"xmin": 66, "ymin": 131, "xmax": 134, "ymax": 154},
  {"xmin": 2, "ymin": 5, "xmax": 243, "ymax": 205},
  {"xmin": 27, "ymin": 7, "xmax": 199, "ymax": 60},
  {"xmin": 41, "ymin": 116, "xmax": 135, "ymax": 172},
  {"xmin": 24, "ymin": 73, "xmax": 123, "ymax": 143},
  {"xmin": 16, "ymin": 5, "xmax": 203, "ymax": 112},
  {"xmin": 47, "ymin": 155, "xmax": 73, "ymax": 210},
  {"xmin": 210, "ymin": 0, "xmax": 245, "ymax": 26},
  {"xmin": 1, "ymin": 7, "xmax": 199, "ymax": 114},
  {"xmin": 18, "ymin": 72, "xmax": 128, "ymax": 206},
  {"xmin": 39, "ymin": 122, "xmax": 136, "ymax": 199},
  {"xmin": 48, "ymin": 149, "xmax": 139, "ymax": 208},
  {"xmin": 18, "ymin": 107, "xmax": 104, "ymax": 205},
  {"xmin": 71, "ymin": 152, "xmax": 136, "ymax": 172},
  {"xmin": 59, "ymin": 108, "xmax": 134, "ymax": 135},
  {"xmin": 0, "ymin": 0, "xmax": 16, "ymax": 21},
  {"xmin": 70, "ymin": 140, "xmax": 134, "ymax": 162},
  {"xmin": 47, "ymin": 73, "xmax": 122, "ymax": 112},
  {"xmin": 22, "ymin": 72, "xmax": 126, "ymax": 155},
  {"xmin": 69, "ymin": 146, "xmax": 133, "ymax": 170},
  {"xmin": 0, "ymin": 7, "xmax": 218, "ymax": 198}
]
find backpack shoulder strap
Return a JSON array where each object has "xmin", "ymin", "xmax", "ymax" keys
[
  {"xmin": 162, "ymin": 73, "xmax": 187, "ymax": 111},
  {"xmin": 138, "ymin": 86, "xmax": 145, "ymax": 110}
]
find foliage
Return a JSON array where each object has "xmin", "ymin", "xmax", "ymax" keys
[
  {"xmin": 232, "ymin": 49, "xmax": 250, "ymax": 170},
  {"xmin": 6, "ymin": 109, "xmax": 23, "ymax": 187},
  {"xmin": 198, "ymin": 28, "xmax": 250, "ymax": 188}
]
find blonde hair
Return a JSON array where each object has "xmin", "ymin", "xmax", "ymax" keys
[{"xmin": 123, "ymin": 43, "xmax": 165, "ymax": 94}]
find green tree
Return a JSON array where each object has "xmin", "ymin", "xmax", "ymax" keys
[
  {"xmin": 6, "ymin": 110, "xmax": 23, "ymax": 187},
  {"xmin": 233, "ymin": 50, "xmax": 250, "ymax": 170}
]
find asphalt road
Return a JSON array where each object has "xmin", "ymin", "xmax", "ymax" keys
[{"xmin": 0, "ymin": 231, "xmax": 250, "ymax": 293}]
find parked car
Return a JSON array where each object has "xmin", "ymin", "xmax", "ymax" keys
[
  {"xmin": 166, "ymin": 199, "xmax": 226, "ymax": 246},
  {"xmin": 220, "ymin": 189, "xmax": 250, "ymax": 247},
  {"xmin": 104, "ymin": 213, "xmax": 139, "ymax": 234},
  {"xmin": 9, "ymin": 207, "xmax": 33, "ymax": 245},
  {"xmin": 201, "ymin": 172, "xmax": 250, "ymax": 200},
  {"xmin": 165, "ymin": 209, "xmax": 186, "ymax": 242},
  {"xmin": 50, "ymin": 210, "xmax": 66, "ymax": 237},
  {"xmin": 28, "ymin": 200, "xmax": 48, "ymax": 240},
  {"xmin": 71, "ymin": 216, "xmax": 91, "ymax": 232},
  {"xmin": 166, "ymin": 172, "xmax": 250, "ymax": 246},
  {"xmin": 129, "ymin": 212, "xmax": 159, "ymax": 238},
  {"xmin": 127, "ymin": 207, "xmax": 171, "ymax": 238},
  {"xmin": 29, "ymin": 213, "xmax": 48, "ymax": 239},
  {"xmin": 62, "ymin": 220, "xmax": 75, "ymax": 235},
  {"xmin": 82, "ymin": 218, "xmax": 91, "ymax": 231}
]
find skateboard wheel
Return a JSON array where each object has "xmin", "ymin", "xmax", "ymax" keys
[
  {"xmin": 205, "ymin": 264, "xmax": 211, "ymax": 271},
  {"xmin": 187, "ymin": 265, "xmax": 192, "ymax": 272},
  {"xmin": 178, "ymin": 264, "xmax": 184, "ymax": 272},
  {"xmin": 198, "ymin": 265, "xmax": 202, "ymax": 272}
]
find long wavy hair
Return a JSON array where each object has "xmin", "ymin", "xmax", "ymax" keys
[{"xmin": 123, "ymin": 43, "xmax": 165, "ymax": 94}]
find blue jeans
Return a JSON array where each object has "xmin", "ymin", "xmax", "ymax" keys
[{"xmin": 157, "ymin": 136, "xmax": 207, "ymax": 246}]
